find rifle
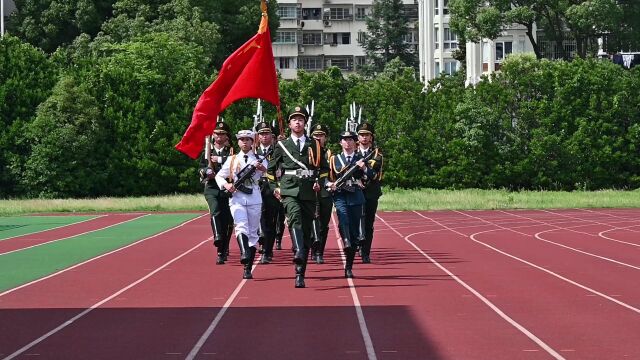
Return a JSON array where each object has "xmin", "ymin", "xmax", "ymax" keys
[
  {"xmin": 311, "ymin": 176, "xmax": 322, "ymax": 250},
  {"xmin": 328, "ymin": 149, "xmax": 377, "ymax": 192},
  {"xmin": 223, "ymin": 147, "xmax": 273, "ymax": 196},
  {"xmin": 200, "ymin": 136, "xmax": 214, "ymax": 184}
]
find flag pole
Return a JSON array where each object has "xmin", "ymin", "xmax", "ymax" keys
[{"xmin": 1, "ymin": 0, "xmax": 5, "ymax": 38}]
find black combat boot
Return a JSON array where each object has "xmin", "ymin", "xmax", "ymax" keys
[
  {"xmin": 237, "ymin": 233, "xmax": 251, "ymax": 264},
  {"xmin": 243, "ymin": 246, "xmax": 256, "ymax": 279},
  {"xmin": 295, "ymin": 264, "xmax": 305, "ymax": 288},
  {"xmin": 339, "ymin": 224, "xmax": 353, "ymax": 251},
  {"xmin": 290, "ymin": 227, "xmax": 306, "ymax": 265},
  {"xmin": 345, "ymin": 248, "xmax": 356, "ymax": 278},
  {"xmin": 212, "ymin": 216, "xmax": 225, "ymax": 247}
]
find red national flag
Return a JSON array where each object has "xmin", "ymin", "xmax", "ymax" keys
[{"xmin": 175, "ymin": 0, "xmax": 280, "ymax": 159}]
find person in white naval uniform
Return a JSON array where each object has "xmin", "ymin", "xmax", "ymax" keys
[{"xmin": 215, "ymin": 129, "xmax": 267, "ymax": 279}]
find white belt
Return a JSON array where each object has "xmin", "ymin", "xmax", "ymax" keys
[{"xmin": 284, "ymin": 169, "xmax": 316, "ymax": 178}]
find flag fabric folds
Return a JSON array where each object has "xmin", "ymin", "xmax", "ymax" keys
[{"xmin": 176, "ymin": 0, "xmax": 280, "ymax": 159}]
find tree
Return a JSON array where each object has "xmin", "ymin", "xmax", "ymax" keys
[
  {"xmin": 22, "ymin": 77, "xmax": 107, "ymax": 198},
  {"xmin": 358, "ymin": 0, "xmax": 416, "ymax": 74},
  {"xmin": 449, "ymin": 0, "xmax": 632, "ymax": 60},
  {"xmin": 7, "ymin": 0, "xmax": 115, "ymax": 53},
  {"xmin": 0, "ymin": 35, "xmax": 59, "ymax": 197}
]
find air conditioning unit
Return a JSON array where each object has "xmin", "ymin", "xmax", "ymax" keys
[
  {"xmin": 323, "ymin": 20, "xmax": 332, "ymax": 27},
  {"xmin": 299, "ymin": 45, "xmax": 305, "ymax": 53}
]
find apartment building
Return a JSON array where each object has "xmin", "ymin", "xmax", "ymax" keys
[
  {"xmin": 417, "ymin": 0, "xmax": 536, "ymax": 86},
  {"xmin": 273, "ymin": 0, "xmax": 419, "ymax": 79}
]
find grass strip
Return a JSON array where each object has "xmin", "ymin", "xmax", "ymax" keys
[
  {"xmin": 1, "ymin": 189, "xmax": 640, "ymax": 214},
  {"xmin": 0, "ymin": 215, "xmax": 96, "ymax": 240},
  {"xmin": 380, "ymin": 188, "xmax": 640, "ymax": 210},
  {"xmin": 0, "ymin": 213, "xmax": 200, "ymax": 293}
]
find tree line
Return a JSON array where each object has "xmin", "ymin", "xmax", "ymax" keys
[{"xmin": 1, "ymin": 0, "xmax": 640, "ymax": 198}]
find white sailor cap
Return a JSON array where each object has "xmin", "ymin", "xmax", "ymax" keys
[{"xmin": 236, "ymin": 130, "xmax": 255, "ymax": 140}]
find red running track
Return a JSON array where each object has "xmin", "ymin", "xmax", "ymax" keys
[
  {"xmin": 0, "ymin": 213, "xmax": 146, "ymax": 255},
  {"xmin": 0, "ymin": 209, "xmax": 639, "ymax": 359}
]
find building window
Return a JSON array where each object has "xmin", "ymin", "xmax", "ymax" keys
[
  {"xmin": 444, "ymin": 28, "xmax": 458, "ymax": 49},
  {"xmin": 278, "ymin": 6, "xmax": 297, "ymax": 19},
  {"xmin": 443, "ymin": 0, "xmax": 449, "ymax": 15},
  {"xmin": 435, "ymin": 61, "xmax": 440, "ymax": 76},
  {"xmin": 444, "ymin": 61, "xmax": 457, "ymax": 75},
  {"xmin": 357, "ymin": 31, "xmax": 366, "ymax": 43},
  {"xmin": 324, "ymin": 7, "xmax": 352, "ymax": 20},
  {"xmin": 355, "ymin": 56, "xmax": 366, "ymax": 69},
  {"xmin": 496, "ymin": 41, "xmax": 513, "ymax": 61},
  {"xmin": 324, "ymin": 33, "xmax": 351, "ymax": 46},
  {"xmin": 355, "ymin": 7, "xmax": 367, "ymax": 20},
  {"xmin": 435, "ymin": 27, "xmax": 439, "ymax": 49},
  {"xmin": 325, "ymin": 57, "xmax": 353, "ymax": 71},
  {"xmin": 301, "ymin": 8, "xmax": 321, "ymax": 20},
  {"xmin": 435, "ymin": 1, "xmax": 439, "ymax": 15},
  {"xmin": 277, "ymin": 57, "xmax": 295, "ymax": 69},
  {"xmin": 300, "ymin": 56, "xmax": 323, "ymax": 71},
  {"xmin": 275, "ymin": 31, "xmax": 297, "ymax": 44},
  {"xmin": 302, "ymin": 32, "xmax": 323, "ymax": 45},
  {"xmin": 403, "ymin": 30, "xmax": 418, "ymax": 44},
  {"xmin": 403, "ymin": 5, "xmax": 418, "ymax": 20}
]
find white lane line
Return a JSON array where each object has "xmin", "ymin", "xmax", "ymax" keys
[
  {"xmin": 185, "ymin": 258, "xmax": 260, "ymax": 360},
  {"xmin": 414, "ymin": 211, "xmax": 640, "ymax": 315},
  {"xmin": 0, "ymin": 214, "xmax": 207, "ymax": 298},
  {"xmin": 379, "ymin": 213, "xmax": 566, "ymax": 360},
  {"xmin": 0, "ymin": 215, "xmax": 107, "ymax": 242},
  {"xmin": 3, "ymin": 238, "xmax": 212, "ymax": 360},
  {"xmin": 515, "ymin": 210, "xmax": 640, "ymax": 247},
  {"xmin": 0, "ymin": 214, "xmax": 149, "ymax": 256},
  {"xmin": 331, "ymin": 213, "xmax": 377, "ymax": 360},
  {"xmin": 599, "ymin": 225, "xmax": 640, "ymax": 246},
  {"xmin": 462, "ymin": 211, "xmax": 640, "ymax": 270}
]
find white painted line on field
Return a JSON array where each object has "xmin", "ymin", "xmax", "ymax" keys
[
  {"xmin": 599, "ymin": 225, "xmax": 640, "ymax": 246},
  {"xmin": 378, "ymin": 213, "xmax": 566, "ymax": 360},
  {"xmin": 462, "ymin": 211, "xmax": 640, "ymax": 269},
  {"xmin": 0, "ymin": 214, "xmax": 207, "ymax": 298},
  {"xmin": 331, "ymin": 213, "xmax": 377, "ymax": 360},
  {"xmin": 0, "ymin": 215, "xmax": 106, "ymax": 242},
  {"xmin": 0, "ymin": 214, "xmax": 148, "ymax": 256},
  {"xmin": 415, "ymin": 211, "xmax": 640, "ymax": 315},
  {"xmin": 185, "ymin": 258, "xmax": 261, "ymax": 360},
  {"xmin": 3, "ymin": 237, "xmax": 212, "ymax": 360}
]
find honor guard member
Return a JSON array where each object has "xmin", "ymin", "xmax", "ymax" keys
[
  {"xmin": 310, "ymin": 124, "xmax": 333, "ymax": 264},
  {"xmin": 215, "ymin": 129, "xmax": 267, "ymax": 279},
  {"xmin": 255, "ymin": 121, "xmax": 278, "ymax": 264},
  {"xmin": 267, "ymin": 106, "xmax": 329, "ymax": 288},
  {"xmin": 326, "ymin": 131, "xmax": 371, "ymax": 278},
  {"xmin": 356, "ymin": 122, "xmax": 383, "ymax": 263},
  {"xmin": 200, "ymin": 121, "xmax": 234, "ymax": 265}
]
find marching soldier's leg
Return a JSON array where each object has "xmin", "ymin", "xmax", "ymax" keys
[
  {"xmin": 205, "ymin": 191, "xmax": 226, "ymax": 265},
  {"xmin": 242, "ymin": 204, "xmax": 262, "ymax": 279},
  {"xmin": 316, "ymin": 197, "xmax": 333, "ymax": 264},
  {"xmin": 260, "ymin": 196, "xmax": 278, "ymax": 264},
  {"xmin": 345, "ymin": 204, "xmax": 363, "ymax": 278},
  {"xmin": 275, "ymin": 203, "xmax": 285, "ymax": 250},
  {"xmin": 221, "ymin": 197, "xmax": 233, "ymax": 262},
  {"xmin": 362, "ymin": 198, "xmax": 378, "ymax": 263},
  {"xmin": 282, "ymin": 197, "xmax": 306, "ymax": 265}
]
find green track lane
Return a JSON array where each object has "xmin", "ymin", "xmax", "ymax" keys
[
  {"xmin": 0, "ymin": 215, "xmax": 97, "ymax": 240},
  {"xmin": 0, "ymin": 213, "xmax": 200, "ymax": 293}
]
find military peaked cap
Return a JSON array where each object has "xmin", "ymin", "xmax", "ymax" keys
[
  {"xmin": 213, "ymin": 121, "xmax": 231, "ymax": 134},
  {"xmin": 288, "ymin": 106, "xmax": 309, "ymax": 122},
  {"xmin": 311, "ymin": 124, "xmax": 329, "ymax": 136},
  {"xmin": 255, "ymin": 121, "xmax": 273, "ymax": 134},
  {"xmin": 356, "ymin": 122, "xmax": 374, "ymax": 135},
  {"xmin": 339, "ymin": 130, "xmax": 357, "ymax": 140}
]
